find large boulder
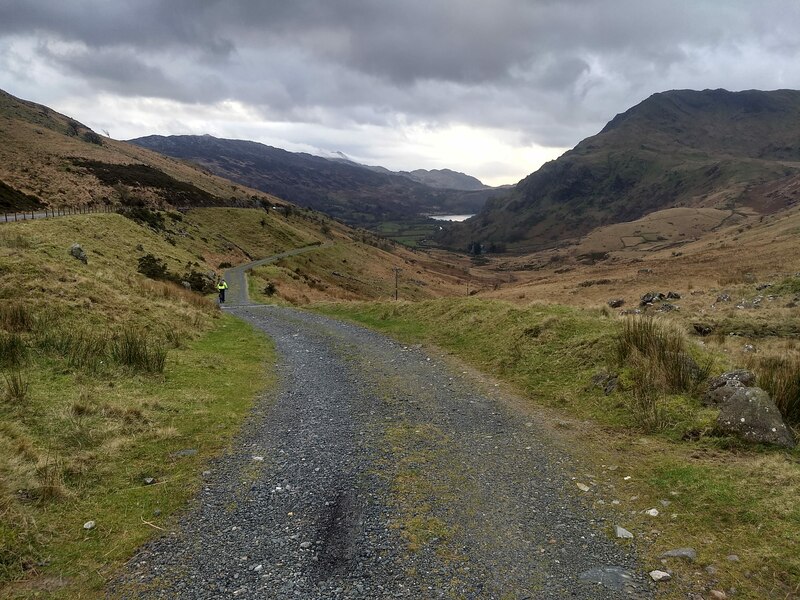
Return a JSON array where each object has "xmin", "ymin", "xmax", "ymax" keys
[
  {"xmin": 69, "ymin": 243, "xmax": 88, "ymax": 264},
  {"xmin": 716, "ymin": 387, "xmax": 796, "ymax": 448}
]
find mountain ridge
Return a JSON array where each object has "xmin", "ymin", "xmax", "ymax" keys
[
  {"xmin": 436, "ymin": 88, "xmax": 800, "ymax": 251},
  {"xmin": 128, "ymin": 134, "xmax": 497, "ymax": 226}
]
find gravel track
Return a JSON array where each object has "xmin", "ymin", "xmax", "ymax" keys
[{"xmin": 110, "ymin": 305, "xmax": 653, "ymax": 599}]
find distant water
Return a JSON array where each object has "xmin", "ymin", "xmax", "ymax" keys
[{"xmin": 429, "ymin": 214, "xmax": 474, "ymax": 222}]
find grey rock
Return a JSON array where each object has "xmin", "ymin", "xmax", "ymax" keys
[
  {"xmin": 171, "ymin": 448, "xmax": 198, "ymax": 458},
  {"xmin": 640, "ymin": 291, "xmax": 665, "ymax": 306},
  {"xmin": 716, "ymin": 387, "xmax": 796, "ymax": 448},
  {"xmin": 655, "ymin": 303, "xmax": 678, "ymax": 312},
  {"xmin": 659, "ymin": 548, "xmax": 696, "ymax": 562},
  {"xmin": 83, "ymin": 520, "xmax": 96, "ymax": 530},
  {"xmin": 716, "ymin": 293, "xmax": 731, "ymax": 303},
  {"xmin": 693, "ymin": 323, "xmax": 713, "ymax": 336},
  {"xmin": 708, "ymin": 370, "xmax": 756, "ymax": 390},
  {"xmin": 143, "ymin": 477, "xmax": 156, "ymax": 485},
  {"xmin": 649, "ymin": 570, "xmax": 671, "ymax": 582},
  {"xmin": 666, "ymin": 291, "xmax": 681, "ymax": 300},
  {"xmin": 726, "ymin": 554, "xmax": 740, "ymax": 562},
  {"xmin": 614, "ymin": 525, "xmax": 634, "ymax": 539},
  {"xmin": 704, "ymin": 370, "xmax": 756, "ymax": 407},
  {"xmin": 607, "ymin": 298, "xmax": 625, "ymax": 308},
  {"xmin": 588, "ymin": 372, "xmax": 618, "ymax": 395},
  {"xmin": 69, "ymin": 243, "xmax": 88, "ymax": 264}
]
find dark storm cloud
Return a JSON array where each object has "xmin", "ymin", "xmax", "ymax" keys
[{"xmin": 2, "ymin": 0, "xmax": 800, "ymax": 148}]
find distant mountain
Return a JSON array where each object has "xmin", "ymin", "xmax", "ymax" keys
[
  {"xmin": 437, "ymin": 88, "xmax": 800, "ymax": 251},
  {"xmin": 402, "ymin": 168, "xmax": 488, "ymax": 191},
  {"xmin": 324, "ymin": 154, "xmax": 488, "ymax": 190},
  {"xmin": 129, "ymin": 135, "xmax": 494, "ymax": 226}
]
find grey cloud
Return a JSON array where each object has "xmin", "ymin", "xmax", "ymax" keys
[{"xmin": 3, "ymin": 0, "xmax": 800, "ymax": 151}]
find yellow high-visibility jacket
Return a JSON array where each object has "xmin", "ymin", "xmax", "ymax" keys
[{"xmin": 217, "ymin": 281, "xmax": 228, "ymax": 290}]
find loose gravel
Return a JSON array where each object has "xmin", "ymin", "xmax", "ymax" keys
[{"xmin": 109, "ymin": 306, "xmax": 653, "ymax": 599}]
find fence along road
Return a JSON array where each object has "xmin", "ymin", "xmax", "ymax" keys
[
  {"xmin": 1, "ymin": 204, "xmax": 114, "ymax": 223},
  {"xmin": 222, "ymin": 242, "xmax": 333, "ymax": 306}
]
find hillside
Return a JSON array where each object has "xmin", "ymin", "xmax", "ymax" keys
[
  {"xmin": 0, "ymin": 89, "xmax": 283, "ymax": 212},
  {"xmin": 437, "ymin": 88, "xmax": 800, "ymax": 251},
  {"xmin": 128, "ymin": 134, "xmax": 493, "ymax": 225}
]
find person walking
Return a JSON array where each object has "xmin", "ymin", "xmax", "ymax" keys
[{"xmin": 217, "ymin": 278, "xmax": 228, "ymax": 304}]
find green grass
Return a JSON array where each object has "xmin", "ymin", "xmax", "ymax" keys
[
  {"xmin": 0, "ymin": 315, "xmax": 274, "ymax": 599},
  {"xmin": 316, "ymin": 298, "xmax": 708, "ymax": 431}
]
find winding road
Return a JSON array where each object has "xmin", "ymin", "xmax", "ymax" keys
[{"xmin": 111, "ymin": 247, "xmax": 652, "ymax": 599}]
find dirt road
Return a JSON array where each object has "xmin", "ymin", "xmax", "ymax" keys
[{"xmin": 111, "ymin": 295, "xmax": 652, "ymax": 598}]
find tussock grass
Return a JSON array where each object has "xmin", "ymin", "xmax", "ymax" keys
[
  {"xmin": 0, "ymin": 303, "xmax": 34, "ymax": 333},
  {"xmin": 111, "ymin": 328, "xmax": 167, "ymax": 374},
  {"xmin": 615, "ymin": 316, "xmax": 708, "ymax": 394},
  {"xmin": 747, "ymin": 353, "xmax": 800, "ymax": 425},
  {"xmin": 3, "ymin": 370, "xmax": 29, "ymax": 404},
  {"xmin": 139, "ymin": 277, "xmax": 215, "ymax": 311},
  {"xmin": 0, "ymin": 333, "xmax": 27, "ymax": 369}
]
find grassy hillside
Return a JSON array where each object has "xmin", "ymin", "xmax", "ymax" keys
[
  {"xmin": 438, "ymin": 89, "xmax": 800, "ymax": 252},
  {"xmin": 0, "ymin": 89, "xmax": 283, "ymax": 212},
  {"xmin": 316, "ymin": 298, "xmax": 800, "ymax": 599}
]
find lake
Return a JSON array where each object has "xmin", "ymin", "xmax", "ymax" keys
[{"xmin": 429, "ymin": 214, "xmax": 474, "ymax": 222}]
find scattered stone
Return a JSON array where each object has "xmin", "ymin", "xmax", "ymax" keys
[
  {"xmin": 578, "ymin": 566, "xmax": 636, "ymax": 591},
  {"xmin": 706, "ymin": 565, "xmax": 718, "ymax": 575},
  {"xmin": 755, "ymin": 283, "xmax": 772, "ymax": 291},
  {"xmin": 576, "ymin": 483, "xmax": 590, "ymax": 492},
  {"xmin": 659, "ymin": 548, "xmax": 696, "ymax": 562},
  {"xmin": 69, "ymin": 243, "xmax": 88, "ymax": 264},
  {"xmin": 83, "ymin": 520, "xmax": 96, "ymax": 530},
  {"xmin": 299, "ymin": 541, "xmax": 313, "ymax": 550},
  {"xmin": 143, "ymin": 477, "xmax": 156, "ymax": 485},
  {"xmin": 588, "ymin": 372, "xmax": 618, "ymax": 395},
  {"xmin": 743, "ymin": 344, "xmax": 756, "ymax": 353},
  {"xmin": 649, "ymin": 569, "xmax": 671, "ymax": 582},
  {"xmin": 716, "ymin": 293, "xmax": 731, "ymax": 303},
  {"xmin": 709, "ymin": 590, "xmax": 727, "ymax": 599},
  {"xmin": 640, "ymin": 291, "xmax": 665, "ymax": 306},
  {"xmin": 171, "ymin": 448, "xmax": 198, "ymax": 458},
  {"xmin": 716, "ymin": 387, "xmax": 796, "ymax": 448},
  {"xmin": 644, "ymin": 508, "xmax": 659, "ymax": 517},
  {"xmin": 638, "ymin": 268, "xmax": 653, "ymax": 275},
  {"xmin": 666, "ymin": 291, "xmax": 681, "ymax": 299},
  {"xmin": 693, "ymin": 323, "xmax": 713, "ymax": 336},
  {"xmin": 614, "ymin": 526, "xmax": 634, "ymax": 539},
  {"xmin": 656, "ymin": 302, "xmax": 678, "ymax": 312},
  {"xmin": 726, "ymin": 554, "xmax": 740, "ymax": 562},
  {"xmin": 607, "ymin": 298, "xmax": 625, "ymax": 308},
  {"xmin": 153, "ymin": 509, "xmax": 161, "ymax": 517},
  {"xmin": 252, "ymin": 456, "xmax": 264, "ymax": 462}
]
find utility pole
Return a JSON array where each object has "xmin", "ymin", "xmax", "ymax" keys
[{"xmin": 392, "ymin": 267, "xmax": 402, "ymax": 300}]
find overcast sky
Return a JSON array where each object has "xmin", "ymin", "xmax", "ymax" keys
[{"xmin": 2, "ymin": 1, "xmax": 800, "ymax": 186}]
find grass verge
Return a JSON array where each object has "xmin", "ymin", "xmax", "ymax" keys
[{"xmin": 1, "ymin": 315, "xmax": 274, "ymax": 599}]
